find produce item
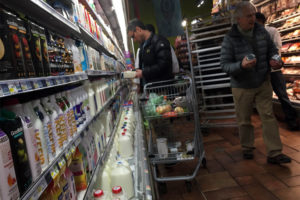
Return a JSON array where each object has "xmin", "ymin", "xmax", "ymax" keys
[
  {"xmin": 155, "ymin": 104, "xmax": 172, "ymax": 114},
  {"xmin": 174, "ymin": 106, "xmax": 184, "ymax": 113},
  {"xmin": 163, "ymin": 111, "xmax": 178, "ymax": 118}
]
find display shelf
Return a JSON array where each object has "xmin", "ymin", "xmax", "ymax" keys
[
  {"xmin": 0, "ymin": 73, "xmax": 87, "ymax": 98},
  {"xmin": 191, "ymin": 22, "xmax": 231, "ymax": 32},
  {"xmin": 284, "ymin": 63, "xmax": 300, "ymax": 67},
  {"xmin": 1, "ymin": 0, "xmax": 81, "ymax": 38},
  {"xmin": 20, "ymin": 85, "xmax": 125, "ymax": 200},
  {"xmin": 86, "ymin": 69, "xmax": 117, "ymax": 76},
  {"xmin": 282, "ymin": 36, "xmax": 300, "ymax": 43},
  {"xmin": 192, "ymin": 46, "xmax": 221, "ymax": 54},
  {"xmin": 278, "ymin": 24, "xmax": 300, "ymax": 33},
  {"xmin": 81, "ymin": 92, "xmax": 128, "ymax": 200},
  {"xmin": 283, "ymin": 73, "xmax": 300, "ymax": 78},
  {"xmin": 191, "ymin": 34, "xmax": 226, "ymax": 43},
  {"xmin": 268, "ymin": 11, "xmax": 300, "ymax": 25},
  {"xmin": 281, "ymin": 50, "xmax": 300, "ymax": 55},
  {"xmin": 253, "ymin": 0, "xmax": 274, "ymax": 7},
  {"xmin": 192, "ymin": 27, "xmax": 231, "ymax": 38}
]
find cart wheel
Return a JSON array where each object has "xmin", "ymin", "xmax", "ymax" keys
[
  {"xmin": 202, "ymin": 158, "xmax": 207, "ymax": 168},
  {"xmin": 158, "ymin": 182, "xmax": 167, "ymax": 194},
  {"xmin": 185, "ymin": 181, "xmax": 192, "ymax": 192}
]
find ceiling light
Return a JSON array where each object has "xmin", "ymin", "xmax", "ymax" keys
[
  {"xmin": 181, "ymin": 19, "xmax": 187, "ymax": 27},
  {"xmin": 191, "ymin": 19, "xmax": 198, "ymax": 25}
]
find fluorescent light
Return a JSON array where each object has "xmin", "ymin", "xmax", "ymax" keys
[
  {"xmin": 191, "ymin": 19, "xmax": 198, "ymax": 25},
  {"xmin": 112, "ymin": 0, "xmax": 128, "ymax": 51},
  {"xmin": 182, "ymin": 19, "xmax": 187, "ymax": 27}
]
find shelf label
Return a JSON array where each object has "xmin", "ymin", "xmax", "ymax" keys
[
  {"xmin": 50, "ymin": 164, "xmax": 60, "ymax": 181},
  {"xmin": 28, "ymin": 178, "xmax": 47, "ymax": 200},
  {"xmin": 8, "ymin": 82, "xmax": 18, "ymax": 94},
  {"xmin": 65, "ymin": 149, "xmax": 72, "ymax": 166},
  {"xmin": 16, "ymin": 82, "xmax": 22, "ymax": 92},
  {"xmin": 58, "ymin": 157, "xmax": 66, "ymax": 170},
  {"xmin": 74, "ymin": 137, "xmax": 81, "ymax": 146},
  {"xmin": 70, "ymin": 145, "xmax": 76, "ymax": 154},
  {"xmin": 61, "ymin": 78, "xmax": 66, "ymax": 84},
  {"xmin": 20, "ymin": 81, "xmax": 28, "ymax": 91},
  {"xmin": 46, "ymin": 79, "xmax": 51, "ymax": 87},
  {"xmin": 65, "ymin": 77, "xmax": 70, "ymax": 83}
]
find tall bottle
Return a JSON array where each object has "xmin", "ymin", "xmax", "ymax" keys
[
  {"xmin": 41, "ymin": 97, "xmax": 61, "ymax": 154},
  {"xmin": 0, "ymin": 109, "xmax": 32, "ymax": 195},
  {"xmin": 50, "ymin": 95, "xmax": 67, "ymax": 148},
  {"xmin": 24, "ymin": 102, "xmax": 49, "ymax": 171},
  {"xmin": 61, "ymin": 91, "xmax": 76, "ymax": 138},
  {"xmin": 0, "ymin": 129, "xmax": 20, "ymax": 200},
  {"xmin": 66, "ymin": 90, "xmax": 78, "ymax": 136},
  {"xmin": 55, "ymin": 93, "xmax": 71, "ymax": 142},
  {"xmin": 32, "ymin": 99, "xmax": 56, "ymax": 163},
  {"xmin": 5, "ymin": 102, "xmax": 42, "ymax": 181}
]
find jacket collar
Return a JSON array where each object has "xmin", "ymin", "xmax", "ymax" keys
[{"xmin": 228, "ymin": 22, "xmax": 263, "ymax": 38}]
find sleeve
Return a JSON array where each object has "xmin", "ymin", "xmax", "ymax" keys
[
  {"xmin": 142, "ymin": 38, "xmax": 172, "ymax": 80},
  {"xmin": 133, "ymin": 48, "xmax": 140, "ymax": 84},
  {"xmin": 273, "ymin": 29, "xmax": 282, "ymax": 56},
  {"xmin": 266, "ymin": 29, "xmax": 279, "ymax": 59},
  {"xmin": 220, "ymin": 35, "xmax": 244, "ymax": 76}
]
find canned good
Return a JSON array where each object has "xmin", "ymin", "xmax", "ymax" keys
[{"xmin": 246, "ymin": 54, "xmax": 256, "ymax": 61}]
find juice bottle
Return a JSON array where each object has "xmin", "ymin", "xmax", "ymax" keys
[
  {"xmin": 0, "ymin": 109, "xmax": 32, "ymax": 195},
  {"xmin": 0, "ymin": 9, "xmax": 26, "ymax": 79},
  {"xmin": 5, "ymin": 101, "xmax": 42, "ymax": 181},
  {"xmin": 41, "ymin": 97, "xmax": 61, "ymax": 154},
  {"xmin": 56, "ymin": 93, "xmax": 71, "ymax": 142},
  {"xmin": 61, "ymin": 91, "xmax": 76, "ymax": 138},
  {"xmin": 50, "ymin": 95, "xmax": 67, "ymax": 148},
  {"xmin": 0, "ymin": 129, "xmax": 20, "ymax": 200},
  {"xmin": 78, "ymin": 133, "xmax": 92, "ymax": 181},
  {"xmin": 66, "ymin": 90, "xmax": 78, "ymax": 136},
  {"xmin": 69, "ymin": 147, "xmax": 87, "ymax": 192},
  {"xmin": 24, "ymin": 102, "xmax": 49, "ymax": 171},
  {"xmin": 17, "ymin": 18, "xmax": 35, "ymax": 77},
  {"xmin": 32, "ymin": 99, "xmax": 56, "ymax": 163}
]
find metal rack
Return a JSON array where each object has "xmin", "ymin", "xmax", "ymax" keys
[{"xmin": 186, "ymin": 17, "xmax": 237, "ymax": 129}]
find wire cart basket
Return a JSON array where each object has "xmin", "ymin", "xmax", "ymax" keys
[{"xmin": 140, "ymin": 76, "xmax": 206, "ymax": 192}]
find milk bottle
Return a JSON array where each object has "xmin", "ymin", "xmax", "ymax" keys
[
  {"xmin": 110, "ymin": 162, "xmax": 134, "ymax": 199},
  {"xmin": 81, "ymin": 87, "xmax": 90, "ymax": 121},
  {"xmin": 6, "ymin": 102, "xmax": 42, "ymax": 181},
  {"xmin": 93, "ymin": 189, "xmax": 106, "ymax": 200},
  {"xmin": 0, "ymin": 129, "xmax": 20, "ymax": 200},
  {"xmin": 32, "ymin": 100, "xmax": 56, "ymax": 162},
  {"xmin": 93, "ymin": 81, "xmax": 101, "ymax": 112},
  {"xmin": 41, "ymin": 97, "xmax": 62, "ymax": 154},
  {"xmin": 0, "ymin": 110, "xmax": 33, "ymax": 195},
  {"xmin": 111, "ymin": 186, "xmax": 126, "ymax": 200},
  {"xmin": 118, "ymin": 132, "xmax": 133, "ymax": 158},
  {"xmin": 86, "ymin": 83, "xmax": 97, "ymax": 117},
  {"xmin": 99, "ymin": 165, "xmax": 111, "ymax": 194},
  {"xmin": 49, "ymin": 95, "xmax": 67, "ymax": 149},
  {"xmin": 25, "ymin": 102, "xmax": 49, "ymax": 171},
  {"xmin": 63, "ymin": 90, "xmax": 77, "ymax": 137}
]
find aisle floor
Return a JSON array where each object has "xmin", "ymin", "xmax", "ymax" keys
[{"xmin": 157, "ymin": 114, "xmax": 300, "ymax": 200}]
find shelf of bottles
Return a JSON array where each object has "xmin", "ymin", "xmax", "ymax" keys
[{"xmin": 20, "ymin": 84, "xmax": 128, "ymax": 200}]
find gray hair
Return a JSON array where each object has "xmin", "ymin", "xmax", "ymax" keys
[
  {"xmin": 127, "ymin": 19, "xmax": 146, "ymax": 33},
  {"xmin": 234, "ymin": 1, "xmax": 256, "ymax": 20}
]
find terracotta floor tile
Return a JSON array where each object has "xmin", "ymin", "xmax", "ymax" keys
[
  {"xmin": 243, "ymin": 184, "xmax": 279, "ymax": 200},
  {"xmin": 253, "ymin": 172, "xmax": 288, "ymax": 191},
  {"xmin": 280, "ymin": 135, "xmax": 300, "ymax": 148},
  {"xmin": 265, "ymin": 162, "xmax": 300, "ymax": 180},
  {"xmin": 218, "ymin": 130, "xmax": 240, "ymax": 146},
  {"xmin": 235, "ymin": 176, "xmax": 257, "ymax": 186},
  {"xmin": 281, "ymin": 175, "xmax": 300, "ymax": 187},
  {"xmin": 213, "ymin": 151, "xmax": 235, "ymax": 168},
  {"xmin": 206, "ymin": 159, "xmax": 225, "ymax": 173},
  {"xmin": 203, "ymin": 186, "xmax": 248, "ymax": 200},
  {"xmin": 225, "ymin": 161, "xmax": 266, "ymax": 177},
  {"xmin": 196, "ymin": 171, "xmax": 238, "ymax": 192},
  {"xmin": 287, "ymin": 151, "xmax": 300, "ymax": 163},
  {"xmin": 202, "ymin": 132, "xmax": 224, "ymax": 143},
  {"xmin": 229, "ymin": 196, "xmax": 253, "ymax": 200},
  {"xmin": 273, "ymin": 186, "xmax": 300, "ymax": 200}
]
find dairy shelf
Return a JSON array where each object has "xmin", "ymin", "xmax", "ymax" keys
[{"xmin": 20, "ymin": 85, "xmax": 126, "ymax": 200}]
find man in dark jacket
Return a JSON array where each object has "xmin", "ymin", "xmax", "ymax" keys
[
  {"xmin": 220, "ymin": 2, "xmax": 291, "ymax": 164},
  {"xmin": 127, "ymin": 19, "xmax": 173, "ymax": 86}
]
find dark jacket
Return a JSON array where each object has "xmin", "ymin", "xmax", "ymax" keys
[
  {"xmin": 220, "ymin": 23, "xmax": 278, "ymax": 89},
  {"xmin": 139, "ymin": 33, "xmax": 173, "ymax": 84}
]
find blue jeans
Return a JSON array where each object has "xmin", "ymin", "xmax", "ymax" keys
[{"xmin": 270, "ymin": 71, "xmax": 298, "ymax": 121}]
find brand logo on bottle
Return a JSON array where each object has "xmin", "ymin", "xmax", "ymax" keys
[{"xmin": 10, "ymin": 127, "xmax": 23, "ymax": 137}]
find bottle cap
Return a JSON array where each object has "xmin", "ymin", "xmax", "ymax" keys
[
  {"xmin": 93, "ymin": 189, "xmax": 104, "ymax": 197},
  {"xmin": 112, "ymin": 186, "xmax": 122, "ymax": 194}
]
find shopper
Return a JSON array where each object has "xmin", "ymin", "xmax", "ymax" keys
[
  {"xmin": 127, "ymin": 19, "xmax": 173, "ymax": 88},
  {"xmin": 220, "ymin": 1, "xmax": 291, "ymax": 164},
  {"xmin": 256, "ymin": 12, "xmax": 299, "ymax": 131}
]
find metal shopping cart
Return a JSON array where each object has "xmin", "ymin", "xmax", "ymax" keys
[{"xmin": 140, "ymin": 76, "xmax": 206, "ymax": 193}]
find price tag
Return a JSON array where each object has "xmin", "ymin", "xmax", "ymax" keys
[
  {"xmin": 58, "ymin": 157, "xmax": 66, "ymax": 169},
  {"xmin": 51, "ymin": 79, "xmax": 56, "ymax": 86},
  {"xmin": 8, "ymin": 82, "xmax": 18, "ymax": 94},
  {"xmin": 20, "ymin": 81, "xmax": 28, "ymax": 91},
  {"xmin": 70, "ymin": 145, "xmax": 76, "ymax": 154},
  {"xmin": 27, "ymin": 81, "xmax": 33, "ymax": 90},
  {"xmin": 65, "ymin": 77, "xmax": 70, "ymax": 83},
  {"xmin": 33, "ymin": 81, "xmax": 39, "ymax": 89},
  {"xmin": 29, "ymin": 178, "xmax": 48, "ymax": 200},
  {"xmin": 65, "ymin": 150, "xmax": 72, "ymax": 166},
  {"xmin": 16, "ymin": 82, "xmax": 22, "ymax": 92},
  {"xmin": 50, "ymin": 165, "xmax": 60, "ymax": 182},
  {"xmin": 46, "ymin": 79, "xmax": 51, "ymax": 87},
  {"xmin": 74, "ymin": 137, "xmax": 81, "ymax": 146}
]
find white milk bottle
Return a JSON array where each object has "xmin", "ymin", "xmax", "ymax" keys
[
  {"xmin": 110, "ymin": 162, "xmax": 134, "ymax": 199},
  {"xmin": 86, "ymin": 83, "xmax": 96, "ymax": 117},
  {"xmin": 111, "ymin": 186, "xmax": 126, "ymax": 200},
  {"xmin": 99, "ymin": 165, "xmax": 111, "ymax": 194},
  {"xmin": 50, "ymin": 95, "xmax": 67, "ymax": 149},
  {"xmin": 74, "ymin": 89, "xmax": 83, "ymax": 129},
  {"xmin": 93, "ymin": 189, "xmax": 107, "ymax": 200},
  {"xmin": 90, "ymin": 124, "xmax": 101, "ymax": 159},
  {"xmin": 6, "ymin": 103, "xmax": 42, "ymax": 181},
  {"xmin": 41, "ymin": 97, "xmax": 61, "ymax": 154},
  {"xmin": 94, "ymin": 81, "xmax": 101, "ymax": 111},
  {"xmin": 105, "ymin": 110, "xmax": 112, "ymax": 137},
  {"xmin": 118, "ymin": 132, "xmax": 133, "ymax": 158},
  {"xmin": 25, "ymin": 102, "xmax": 49, "ymax": 171},
  {"xmin": 0, "ymin": 129, "xmax": 20, "ymax": 200},
  {"xmin": 81, "ymin": 87, "xmax": 91, "ymax": 121}
]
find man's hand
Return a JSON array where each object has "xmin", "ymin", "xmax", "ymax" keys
[
  {"xmin": 241, "ymin": 56, "xmax": 257, "ymax": 69},
  {"xmin": 269, "ymin": 59, "xmax": 283, "ymax": 70},
  {"xmin": 135, "ymin": 69, "xmax": 143, "ymax": 78}
]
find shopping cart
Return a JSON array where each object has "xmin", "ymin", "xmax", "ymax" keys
[{"xmin": 140, "ymin": 76, "xmax": 206, "ymax": 192}]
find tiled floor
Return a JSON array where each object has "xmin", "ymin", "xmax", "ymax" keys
[{"xmin": 156, "ymin": 114, "xmax": 300, "ymax": 200}]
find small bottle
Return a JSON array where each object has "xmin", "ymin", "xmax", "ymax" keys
[
  {"xmin": 111, "ymin": 186, "xmax": 126, "ymax": 200},
  {"xmin": 93, "ymin": 189, "xmax": 105, "ymax": 200}
]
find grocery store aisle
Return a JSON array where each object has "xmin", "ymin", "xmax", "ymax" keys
[{"xmin": 158, "ymin": 114, "xmax": 300, "ymax": 200}]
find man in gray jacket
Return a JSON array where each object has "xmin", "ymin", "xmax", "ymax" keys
[{"xmin": 220, "ymin": 1, "xmax": 291, "ymax": 164}]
